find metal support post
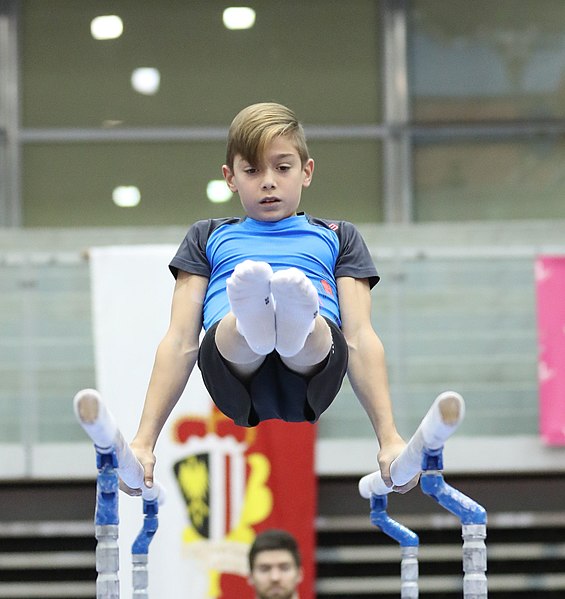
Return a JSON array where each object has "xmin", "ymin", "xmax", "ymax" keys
[
  {"xmin": 131, "ymin": 499, "xmax": 159, "ymax": 598},
  {"xmin": 370, "ymin": 494, "xmax": 419, "ymax": 598},
  {"xmin": 420, "ymin": 449, "xmax": 488, "ymax": 599},
  {"xmin": 95, "ymin": 450, "xmax": 120, "ymax": 599}
]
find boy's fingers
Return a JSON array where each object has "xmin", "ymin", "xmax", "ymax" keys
[
  {"xmin": 143, "ymin": 461, "xmax": 155, "ymax": 488},
  {"xmin": 393, "ymin": 473, "xmax": 420, "ymax": 494},
  {"xmin": 119, "ymin": 479, "xmax": 142, "ymax": 496},
  {"xmin": 380, "ymin": 469, "xmax": 393, "ymax": 487},
  {"xmin": 376, "ymin": 454, "xmax": 393, "ymax": 487}
]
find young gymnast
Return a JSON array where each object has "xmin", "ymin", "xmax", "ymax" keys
[{"xmin": 128, "ymin": 102, "xmax": 418, "ymax": 496}]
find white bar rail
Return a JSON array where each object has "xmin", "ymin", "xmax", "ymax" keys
[
  {"xmin": 359, "ymin": 391, "xmax": 465, "ymax": 498},
  {"xmin": 73, "ymin": 389, "xmax": 164, "ymax": 503}
]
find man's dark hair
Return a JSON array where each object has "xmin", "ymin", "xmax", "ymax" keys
[{"xmin": 248, "ymin": 529, "xmax": 302, "ymax": 570}]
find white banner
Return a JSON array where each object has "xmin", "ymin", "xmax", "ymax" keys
[{"xmin": 89, "ymin": 246, "xmax": 213, "ymax": 598}]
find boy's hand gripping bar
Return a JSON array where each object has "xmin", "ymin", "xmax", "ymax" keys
[
  {"xmin": 73, "ymin": 388, "xmax": 165, "ymax": 503},
  {"xmin": 359, "ymin": 391, "xmax": 465, "ymax": 498}
]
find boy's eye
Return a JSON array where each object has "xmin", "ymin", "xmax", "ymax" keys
[
  {"xmin": 244, "ymin": 167, "xmax": 258, "ymax": 174},
  {"xmin": 278, "ymin": 164, "xmax": 291, "ymax": 171}
]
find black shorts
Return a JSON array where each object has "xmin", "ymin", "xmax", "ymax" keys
[{"xmin": 197, "ymin": 317, "xmax": 348, "ymax": 427}]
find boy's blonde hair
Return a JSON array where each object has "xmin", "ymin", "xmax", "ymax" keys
[{"xmin": 225, "ymin": 102, "xmax": 310, "ymax": 169}]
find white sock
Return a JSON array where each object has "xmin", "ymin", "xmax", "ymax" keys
[
  {"xmin": 271, "ymin": 268, "xmax": 319, "ymax": 358},
  {"xmin": 226, "ymin": 260, "xmax": 275, "ymax": 355}
]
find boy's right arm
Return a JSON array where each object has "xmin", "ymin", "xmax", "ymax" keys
[{"xmin": 129, "ymin": 270, "xmax": 208, "ymax": 489}]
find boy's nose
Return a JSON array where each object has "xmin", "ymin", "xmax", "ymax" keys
[{"xmin": 261, "ymin": 170, "xmax": 276, "ymax": 189}]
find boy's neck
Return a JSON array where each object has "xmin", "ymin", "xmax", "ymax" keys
[{"xmin": 247, "ymin": 212, "xmax": 301, "ymax": 223}]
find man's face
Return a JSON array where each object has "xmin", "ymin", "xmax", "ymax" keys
[{"xmin": 249, "ymin": 549, "xmax": 303, "ymax": 599}]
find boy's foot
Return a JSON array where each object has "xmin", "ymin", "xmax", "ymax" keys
[
  {"xmin": 226, "ymin": 260, "xmax": 275, "ymax": 355},
  {"xmin": 271, "ymin": 268, "xmax": 319, "ymax": 357}
]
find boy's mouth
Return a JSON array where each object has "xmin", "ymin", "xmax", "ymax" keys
[{"xmin": 260, "ymin": 196, "xmax": 281, "ymax": 204}]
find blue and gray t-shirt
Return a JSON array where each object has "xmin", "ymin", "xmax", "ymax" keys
[{"xmin": 169, "ymin": 213, "xmax": 379, "ymax": 330}]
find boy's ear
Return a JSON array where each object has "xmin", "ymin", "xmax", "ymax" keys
[
  {"xmin": 222, "ymin": 165, "xmax": 238, "ymax": 192},
  {"xmin": 302, "ymin": 158, "xmax": 315, "ymax": 188}
]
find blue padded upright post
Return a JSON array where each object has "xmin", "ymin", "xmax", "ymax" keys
[
  {"xmin": 370, "ymin": 494, "xmax": 419, "ymax": 598},
  {"xmin": 420, "ymin": 448, "xmax": 487, "ymax": 599},
  {"xmin": 95, "ymin": 450, "xmax": 120, "ymax": 599},
  {"xmin": 131, "ymin": 499, "xmax": 159, "ymax": 598},
  {"xmin": 74, "ymin": 389, "xmax": 166, "ymax": 599}
]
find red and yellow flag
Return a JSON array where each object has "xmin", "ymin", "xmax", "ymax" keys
[{"xmin": 172, "ymin": 408, "xmax": 317, "ymax": 598}]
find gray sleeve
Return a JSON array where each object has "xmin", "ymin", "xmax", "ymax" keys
[
  {"xmin": 335, "ymin": 221, "xmax": 380, "ymax": 288},
  {"xmin": 169, "ymin": 220, "xmax": 212, "ymax": 279}
]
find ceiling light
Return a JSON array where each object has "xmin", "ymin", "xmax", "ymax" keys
[
  {"xmin": 102, "ymin": 120, "xmax": 124, "ymax": 128},
  {"xmin": 131, "ymin": 68, "xmax": 161, "ymax": 95},
  {"xmin": 91, "ymin": 15, "xmax": 124, "ymax": 40},
  {"xmin": 222, "ymin": 7, "xmax": 256, "ymax": 30},
  {"xmin": 112, "ymin": 186, "xmax": 141, "ymax": 207},
  {"xmin": 207, "ymin": 180, "xmax": 233, "ymax": 203}
]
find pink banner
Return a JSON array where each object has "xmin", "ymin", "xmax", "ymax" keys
[{"xmin": 536, "ymin": 256, "xmax": 565, "ymax": 445}]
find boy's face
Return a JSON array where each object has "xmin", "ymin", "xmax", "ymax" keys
[
  {"xmin": 248, "ymin": 549, "xmax": 303, "ymax": 599},
  {"xmin": 222, "ymin": 136, "xmax": 314, "ymax": 222}
]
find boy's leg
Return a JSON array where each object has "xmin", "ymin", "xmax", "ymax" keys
[
  {"xmin": 216, "ymin": 260, "xmax": 275, "ymax": 378},
  {"xmin": 225, "ymin": 260, "xmax": 276, "ymax": 355},
  {"xmin": 215, "ymin": 313, "xmax": 267, "ymax": 377},
  {"xmin": 278, "ymin": 315, "xmax": 333, "ymax": 376},
  {"xmin": 217, "ymin": 262, "xmax": 332, "ymax": 378},
  {"xmin": 271, "ymin": 268, "xmax": 333, "ymax": 375}
]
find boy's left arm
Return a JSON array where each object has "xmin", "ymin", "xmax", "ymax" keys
[{"xmin": 337, "ymin": 276, "xmax": 418, "ymax": 493}]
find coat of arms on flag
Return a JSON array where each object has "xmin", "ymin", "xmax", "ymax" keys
[{"xmin": 171, "ymin": 407, "xmax": 317, "ymax": 599}]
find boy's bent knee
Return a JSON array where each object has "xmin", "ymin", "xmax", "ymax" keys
[
  {"xmin": 279, "ymin": 316, "xmax": 333, "ymax": 374},
  {"xmin": 215, "ymin": 314, "xmax": 264, "ymax": 362}
]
